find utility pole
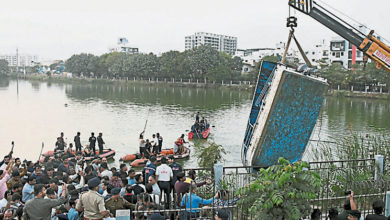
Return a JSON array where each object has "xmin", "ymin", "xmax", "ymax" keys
[{"xmin": 16, "ymin": 48, "xmax": 19, "ymax": 73}]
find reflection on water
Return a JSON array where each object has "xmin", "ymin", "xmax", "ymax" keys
[
  {"xmin": 0, "ymin": 79, "xmax": 389, "ymax": 167},
  {"xmin": 64, "ymin": 83, "xmax": 251, "ymax": 111}
]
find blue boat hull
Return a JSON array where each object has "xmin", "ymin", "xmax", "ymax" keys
[{"xmin": 242, "ymin": 61, "xmax": 328, "ymax": 167}]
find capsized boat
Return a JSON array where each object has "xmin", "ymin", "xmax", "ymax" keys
[{"xmin": 241, "ymin": 61, "xmax": 328, "ymax": 168}]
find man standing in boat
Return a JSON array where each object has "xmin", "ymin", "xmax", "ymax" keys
[
  {"xmin": 89, "ymin": 132, "xmax": 97, "ymax": 155},
  {"xmin": 195, "ymin": 112, "xmax": 200, "ymax": 122},
  {"xmin": 157, "ymin": 133, "xmax": 163, "ymax": 154},
  {"xmin": 74, "ymin": 132, "xmax": 82, "ymax": 152},
  {"xmin": 97, "ymin": 133, "xmax": 105, "ymax": 155},
  {"xmin": 151, "ymin": 134, "xmax": 158, "ymax": 155}
]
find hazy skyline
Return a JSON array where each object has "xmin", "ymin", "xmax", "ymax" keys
[{"xmin": 0, "ymin": 0, "xmax": 388, "ymax": 60}]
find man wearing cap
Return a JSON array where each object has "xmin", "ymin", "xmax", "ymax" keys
[
  {"xmin": 76, "ymin": 177, "xmax": 110, "ymax": 219},
  {"xmin": 105, "ymin": 187, "xmax": 135, "ymax": 217},
  {"xmin": 23, "ymin": 183, "xmax": 67, "ymax": 220}
]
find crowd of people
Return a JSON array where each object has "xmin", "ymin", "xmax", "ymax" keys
[
  {"xmin": 0, "ymin": 132, "xmax": 235, "ymax": 220},
  {"xmin": 307, "ymin": 191, "xmax": 388, "ymax": 220}
]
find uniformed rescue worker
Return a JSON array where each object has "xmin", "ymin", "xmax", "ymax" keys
[
  {"xmin": 97, "ymin": 133, "xmax": 105, "ymax": 155},
  {"xmin": 105, "ymin": 187, "xmax": 135, "ymax": 217},
  {"xmin": 168, "ymin": 155, "xmax": 182, "ymax": 193},
  {"xmin": 74, "ymin": 132, "xmax": 82, "ymax": 152},
  {"xmin": 76, "ymin": 177, "xmax": 110, "ymax": 219},
  {"xmin": 89, "ymin": 133, "xmax": 97, "ymax": 155}
]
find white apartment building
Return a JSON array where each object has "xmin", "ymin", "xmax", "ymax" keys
[
  {"xmin": 304, "ymin": 40, "xmax": 330, "ymax": 67},
  {"xmin": 329, "ymin": 36, "xmax": 364, "ymax": 69},
  {"xmin": 185, "ymin": 32, "xmax": 237, "ymax": 55},
  {"xmin": 236, "ymin": 42, "xmax": 299, "ymax": 74},
  {"xmin": 0, "ymin": 54, "xmax": 39, "ymax": 67}
]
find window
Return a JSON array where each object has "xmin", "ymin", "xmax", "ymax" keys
[
  {"xmin": 336, "ymin": 52, "xmax": 340, "ymax": 58},
  {"xmin": 341, "ymin": 52, "xmax": 344, "ymax": 56},
  {"xmin": 332, "ymin": 52, "xmax": 335, "ymax": 56},
  {"xmin": 312, "ymin": 52, "xmax": 315, "ymax": 55},
  {"xmin": 331, "ymin": 41, "xmax": 345, "ymax": 51}
]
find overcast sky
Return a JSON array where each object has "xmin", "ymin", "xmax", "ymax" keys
[{"xmin": 0, "ymin": 0, "xmax": 388, "ymax": 60}]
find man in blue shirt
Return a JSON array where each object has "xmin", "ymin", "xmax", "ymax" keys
[
  {"xmin": 22, "ymin": 176, "xmax": 36, "ymax": 203},
  {"xmin": 180, "ymin": 183, "xmax": 217, "ymax": 219},
  {"xmin": 127, "ymin": 169, "xmax": 136, "ymax": 185}
]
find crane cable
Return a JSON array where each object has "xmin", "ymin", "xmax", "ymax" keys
[{"xmin": 314, "ymin": 0, "xmax": 390, "ymax": 46}]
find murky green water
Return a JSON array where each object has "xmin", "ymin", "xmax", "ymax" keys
[{"xmin": 0, "ymin": 78, "xmax": 389, "ymax": 167}]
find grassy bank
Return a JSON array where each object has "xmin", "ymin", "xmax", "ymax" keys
[
  {"xmin": 326, "ymin": 89, "xmax": 390, "ymax": 100},
  {"xmin": 15, "ymin": 74, "xmax": 254, "ymax": 90}
]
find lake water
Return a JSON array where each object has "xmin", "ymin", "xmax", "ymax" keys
[{"xmin": 0, "ymin": 78, "xmax": 389, "ymax": 168}]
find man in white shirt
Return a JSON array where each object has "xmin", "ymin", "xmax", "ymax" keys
[
  {"xmin": 156, "ymin": 157, "xmax": 173, "ymax": 208},
  {"xmin": 148, "ymin": 175, "xmax": 161, "ymax": 196},
  {"xmin": 100, "ymin": 162, "xmax": 112, "ymax": 179},
  {"xmin": 151, "ymin": 134, "xmax": 159, "ymax": 155}
]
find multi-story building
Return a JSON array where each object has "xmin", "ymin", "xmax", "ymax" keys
[
  {"xmin": 0, "ymin": 54, "xmax": 39, "ymax": 67},
  {"xmin": 236, "ymin": 42, "xmax": 299, "ymax": 74},
  {"xmin": 185, "ymin": 32, "xmax": 237, "ymax": 55},
  {"xmin": 304, "ymin": 40, "xmax": 330, "ymax": 67},
  {"xmin": 329, "ymin": 36, "xmax": 364, "ymax": 69}
]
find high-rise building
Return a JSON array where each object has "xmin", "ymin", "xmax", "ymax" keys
[
  {"xmin": 185, "ymin": 32, "xmax": 237, "ymax": 55},
  {"xmin": 0, "ymin": 54, "xmax": 38, "ymax": 67}
]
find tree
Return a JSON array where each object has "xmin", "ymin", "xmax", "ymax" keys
[
  {"xmin": 237, "ymin": 158, "xmax": 320, "ymax": 220},
  {"xmin": 159, "ymin": 51, "xmax": 186, "ymax": 78},
  {"xmin": 194, "ymin": 142, "xmax": 226, "ymax": 169},
  {"xmin": 185, "ymin": 45, "xmax": 220, "ymax": 79},
  {"xmin": 65, "ymin": 53, "xmax": 98, "ymax": 77},
  {"xmin": 0, "ymin": 59, "xmax": 9, "ymax": 75}
]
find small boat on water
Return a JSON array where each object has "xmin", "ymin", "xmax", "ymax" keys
[
  {"xmin": 130, "ymin": 148, "xmax": 191, "ymax": 168},
  {"xmin": 40, "ymin": 148, "xmax": 116, "ymax": 163},
  {"xmin": 42, "ymin": 149, "xmax": 113, "ymax": 157},
  {"xmin": 121, "ymin": 148, "xmax": 175, "ymax": 162},
  {"xmin": 188, "ymin": 126, "xmax": 210, "ymax": 139},
  {"xmin": 242, "ymin": 61, "xmax": 328, "ymax": 168}
]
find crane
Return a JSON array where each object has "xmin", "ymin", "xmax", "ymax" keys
[{"xmin": 288, "ymin": 0, "xmax": 390, "ymax": 72}]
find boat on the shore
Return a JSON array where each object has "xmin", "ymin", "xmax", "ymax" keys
[
  {"xmin": 242, "ymin": 61, "xmax": 328, "ymax": 168},
  {"xmin": 130, "ymin": 147, "xmax": 190, "ymax": 167}
]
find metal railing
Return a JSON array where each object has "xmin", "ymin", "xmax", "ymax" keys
[{"xmin": 127, "ymin": 159, "xmax": 389, "ymax": 219}]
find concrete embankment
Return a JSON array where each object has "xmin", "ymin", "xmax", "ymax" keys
[{"xmin": 16, "ymin": 74, "xmax": 254, "ymax": 90}]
